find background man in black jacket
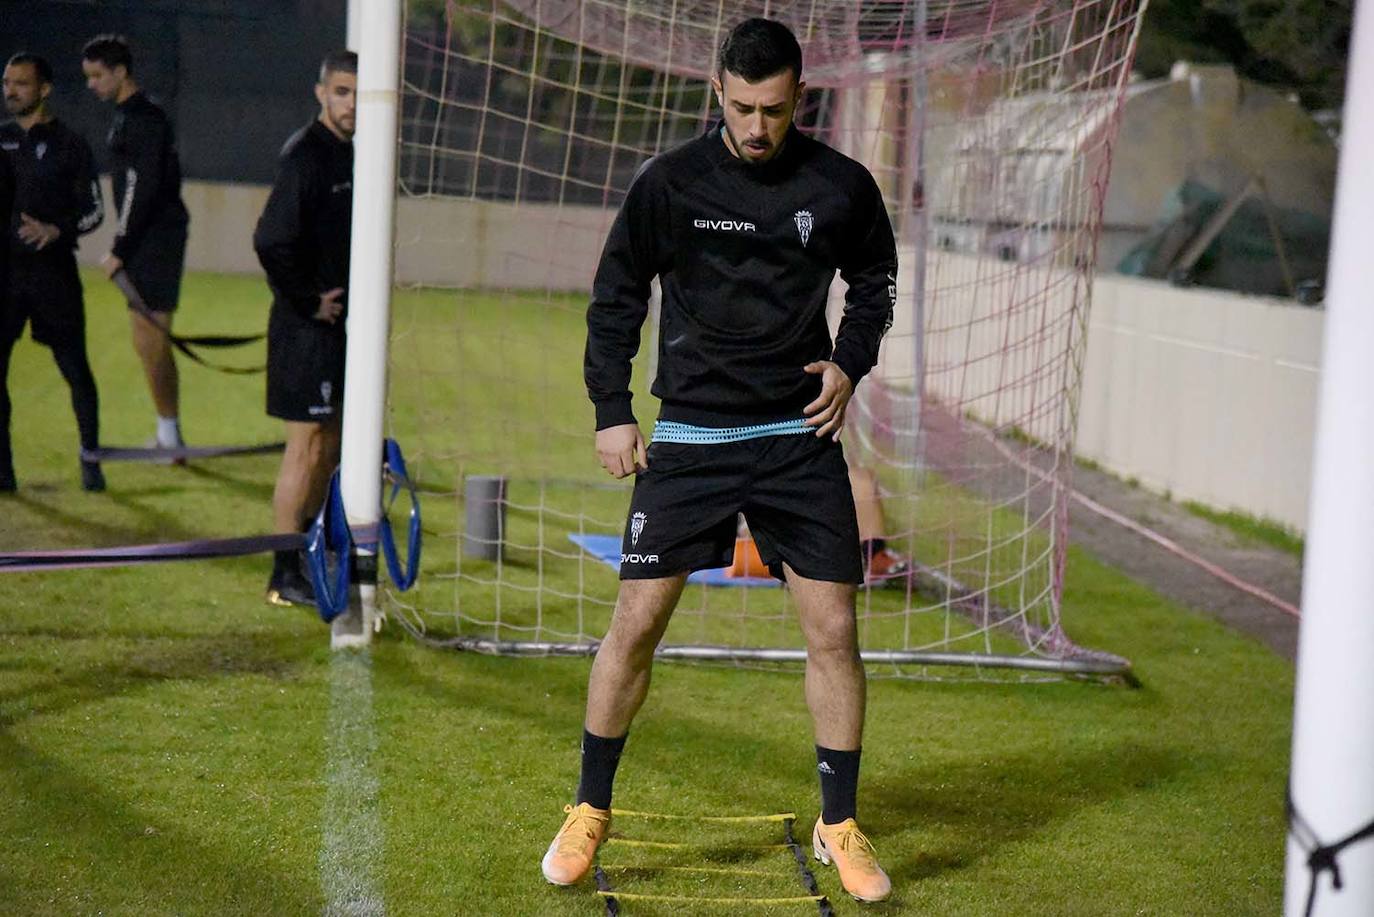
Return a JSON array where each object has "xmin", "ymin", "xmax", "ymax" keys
[
  {"xmin": 253, "ymin": 50, "xmax": 355, "ymax": 607},
  {"xmin": 1, "ymin": 52, "xmax": 106, "ymax": 492},
  {"xmin": 81, "ymin": 34, "xmax": 189, "ymax": 457},
  {"xmin": 0, "ymin": 106, "xmax": 13, "ymax": 487}
]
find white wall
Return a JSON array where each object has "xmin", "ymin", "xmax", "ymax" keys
[
  {"xmin": 77, "ymin": 178, "xmax": 612, "ymax": 291},
  {"xmin": 1079, "ymin": 273, "xmax": 1320, "ymax": 531},
  {"xmin": 98, "ymin": 181, "xmax": 1318, "ymax": 531},
  {"xmin": 78, "ymin": 178, "xmax": 269, "ymax": 276}
]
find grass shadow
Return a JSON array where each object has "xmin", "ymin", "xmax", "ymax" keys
[
  {"xmin": 0, "ymin": 730, "xmax": 322, "ymax": 914},
  {"xmin": 5, "ymin": 491, "xmax": 162, "ymax": 547},
  {"xmin": 180, "ymin": 463, "xmax": 276, "ymax": 502},
  {"xmin": 0, "ymin": 632, "xmax": 315, "ymax": 728}
]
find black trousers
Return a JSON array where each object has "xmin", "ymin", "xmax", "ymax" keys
[{"xmin": 1, "ymin": 252, "xmax": 100, "ymax": 470}]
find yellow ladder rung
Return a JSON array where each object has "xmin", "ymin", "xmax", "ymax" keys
[
  {"xmin": 605, "ymin": 838, "xmax": 794, "ymax": 850},
  {"xmin": 596, "ymin": 891, "xmax": 825, "ymax": 905},
  {"xmin": 611, "ymin": 808, "xmax": 797, "ymax": 823},
  {"xmin": 601, "ymin": 864, "xmax": 793, "ymax": 877}
]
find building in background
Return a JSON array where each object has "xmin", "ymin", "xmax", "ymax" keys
[{"xmin": 930, "ymin": 62, "xmax": 1337, "ymax": 301}]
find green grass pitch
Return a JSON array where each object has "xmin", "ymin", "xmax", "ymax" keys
[{"xmin": 0, "ymin": 269, "xmax": 1292, "ymax": 914}]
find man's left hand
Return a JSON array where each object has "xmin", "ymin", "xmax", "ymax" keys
[
  {"xmin": 100, "ymin": 252, "xmax": 123, "ymax": 279},
  {"xmin": 17, "ymin": 213, "xmax": 59, "ymax": 251},
  {"xmin": 802, "ymin": 361, "xmax": 854, "ymax": 441}
]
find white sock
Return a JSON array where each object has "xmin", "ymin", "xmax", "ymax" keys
[{"xmin": 156, "ymin": 416, "xmax": 182, "ymax": 446}]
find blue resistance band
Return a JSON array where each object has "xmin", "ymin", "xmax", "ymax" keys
[
  {"xmin": 306, "ymin": 438, "xmax": 423, "ymax": 623},
  {"xmin": 651, "ymin": 418, "xmax": 811, "ymax": 445}
]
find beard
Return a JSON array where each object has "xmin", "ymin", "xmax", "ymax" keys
[
  {"xmin": 4, "ymin": 97, "xmax": 38, "ymax": 117},
  {"xmin": 722, "ymin": 121, "xmax": 775, "ymax": 166}
]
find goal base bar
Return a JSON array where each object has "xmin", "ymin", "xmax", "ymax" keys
[{"xmin": 446, "ymin": 637, "xmax": 1134, "ymax": 679}]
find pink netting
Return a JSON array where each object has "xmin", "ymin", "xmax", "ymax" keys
[{"xmin": 387, "ymin": 0, "xmax": 1145, "ymax": 676}]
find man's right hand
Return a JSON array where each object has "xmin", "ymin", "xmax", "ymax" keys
[
  {"xmin": 596, "ymin": 423, "xmax": 647, "ymax": 479},
  {"xmin": 315, "ymin": 287, "xmax": 345, "ymax": 323},
  {"xmin": 17, "ymin": 213, "xmax": 59, "ymax": 251}
]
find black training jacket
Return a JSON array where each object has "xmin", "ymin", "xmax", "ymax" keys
[
  {"xmin": 253, "ymin": 120, "xmax": 354, "ymax": 325},
  {"xmin": 0, "ymin": 150, "xmax": 12, "ymax": 297},
  {"xmin": 0, "ymin": 118, "xmax": 103, "ymax": 256},
  {"xmin": 584, "ymin": 122, "xmax": 897, "ymax": 430},
  {"xmin": 107, "ymin": 91, "xmax": 189, "ymax": 262}
]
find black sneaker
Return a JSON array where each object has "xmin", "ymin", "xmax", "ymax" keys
[
  {"xmin": 81, "ymin": 460, "xmax": 106, "ymax": 492},
  {"xmin": 266, "ymin": 565, "xmax": 316, "ymax": 607}
]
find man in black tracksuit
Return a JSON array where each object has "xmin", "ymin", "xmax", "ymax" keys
[
  {"xmin": 253, "ymin": 50, "xmax": 356, "ymax": 607},
  {"xmin": 1, "ymin": 53, "xmax": 106, "ymax": 492},
  {"xmin": 0, "ymin": 105, "xmax": 13, "ymax": 487},
  {"xmin": 81, "ymin": 35, "xmax": 189, "ymax": 455},
  {"xmin": 542, "ymin": 19, "xmax": 897, "ymax": 903}
]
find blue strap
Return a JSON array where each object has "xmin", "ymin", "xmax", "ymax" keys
[
  {"xmin": 651, "ymin": 418, "xmax": 811, "ymax": 444},
  {"xmin": 379, "ymin": 438, "xmax": 421, "ymax": 591},
  {"xmin": 305, "ymin": 470, "xmax": 353, "ymax": 623},
  {"xmin": 305, "ymin": 438, "xmax": 423, "ymax": 623}
]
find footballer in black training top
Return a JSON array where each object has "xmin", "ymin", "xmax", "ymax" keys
[
  {"xmin": 253, "ymin": 49, "xmax": 357, "ymax": 609},
  {"xmin": 82, "ymin": 34, "xmax": 190, "ymax": 454},
  {"xmin": 543, "ymin": 18, "xmax": 896, "ymax": 904},
  {"xmin": 1, "ymin": 52, "xmax": 106, "ymax": 492}
]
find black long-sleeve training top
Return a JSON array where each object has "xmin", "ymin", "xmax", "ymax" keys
[
  {"xmin": 0, "ymin": 118, "xmax": 103, "ymax": 256},
  {"xmin": 0, "ymin": 149, "xmax": 12, "ymax": 296},
  {"xmin": 107, "ymin": 91, "xmax": 188, "ymax": 262},
  {"xmin": 584, "ymin": 122, "xmax": 897, "ymax": 430},
  {"xmin": 253, "ymin": 120, "xmax": 353, "ymax": 327}
]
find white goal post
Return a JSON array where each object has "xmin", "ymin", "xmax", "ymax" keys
[
  {"xmin": 1283, "ymin": 0, "xmax": 1374, "ymax": 912},
  {"xmin": 335, "ymin": 0, "xmax": 404, "ymax": 647}
]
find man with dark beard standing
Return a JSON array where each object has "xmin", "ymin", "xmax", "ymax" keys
[
  {"xmin": 542, "ymin": 19, "xmax": 895, "ymax": 903},
  {"xmin": 253, "ymin": 50, "xmax": 356, "ymax": 607},
  {"xmin": 0, "ymin": 53, "xmax": 106, "ymax": 491}
]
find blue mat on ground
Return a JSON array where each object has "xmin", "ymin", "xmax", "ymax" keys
[{"xmin": 568, "ymin": 534, "xmax": 779, "ymax": 588}]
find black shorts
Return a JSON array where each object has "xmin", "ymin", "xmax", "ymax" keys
[
  {"xmin": 266, "ymin": 304, "xmax": 345, "ymax": 422},
  {"xmin": 123, "ymin": 222, "xmax": 187, "ymax": 313},
  {"xmin": 619, "ymin": 432, "xmax": 862, "ymax": 584},
  {"xmin": 3, "ymin": 251, "xmax": 85, "ymax": 346}
]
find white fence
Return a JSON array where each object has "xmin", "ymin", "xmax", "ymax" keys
[{"xmin": 1078, "ymin": 272, "xmax": 1319, "ymax": 532}]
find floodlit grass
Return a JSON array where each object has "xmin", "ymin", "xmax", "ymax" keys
[
  {"xmin": 0, "ymin": 270, "xmax": 1293, "ymax": 914},
  {"xmin": 388, "ymin": 287, "xmax": 1066, "ymax": 658}
]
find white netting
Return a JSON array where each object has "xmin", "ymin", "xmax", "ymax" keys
[{"xmin": 384, "ymin": 0, "xmax": 1145, "ymax": 676}]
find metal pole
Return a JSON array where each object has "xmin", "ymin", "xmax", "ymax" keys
[
  {"xmin": 1284, "ymin": 0, "xmax": 1374, "ymax": 911},
  {"xmin": 334, "ymin": 0, "xmax": 402, "ymax": 648},
  {"xmin": 906, "ymin": 0, "xmax": 928, "ymax": 426},
  {"xmin": 443, "ymin": 636, "xmax": 1132, "ymax": 678}
]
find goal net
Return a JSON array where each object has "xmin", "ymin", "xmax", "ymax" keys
[{"xmin": 385, "ymin": 0, "xmax": 1146, "ymax": 677}]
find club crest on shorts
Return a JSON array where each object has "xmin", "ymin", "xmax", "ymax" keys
[
  {"xmin": 794, "ymin": 209, "xmax": 814, "ymax": 247},
  {"xmin": 320, "ymin": 380, "xmax": 333, "ymax": 404},
  {"xmin": 630, "ymin": 511, "xmax": 647, "ymax": 546}
]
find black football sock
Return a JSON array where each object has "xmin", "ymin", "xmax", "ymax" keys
[
  {"xmin": 0, "ymin": 337, "xmax": 16, "ymax": 484},
  {"xmin": 576, "ymin": 728, "xmax": 627, "ymax": 811},
  {"xmin": 273, "ymin": 549, "xmax": 297, "ymax": 579},
  {"xmin": 816, "ymin": 745, "xmax": 862, "ymax": 824}
]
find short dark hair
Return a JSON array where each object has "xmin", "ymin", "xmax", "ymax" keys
[
  {"xmin": 6, "ymin": 53, "xmax": 54, "ymax": 85},
  {"xmin": 320, "ymin": 49, "xmax": 357, "ymax": 82},
  {"xmin": 717, "ymin": 18, "xmax": 802, "ymax": 83},
  {"xmin": 83, "ymin": 34, "xmax": 134, "ymax": 74}
]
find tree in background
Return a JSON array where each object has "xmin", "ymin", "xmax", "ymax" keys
[{"xmin": 1135, "ymin": 0, "xmax": 1351, "ymax": 111}]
